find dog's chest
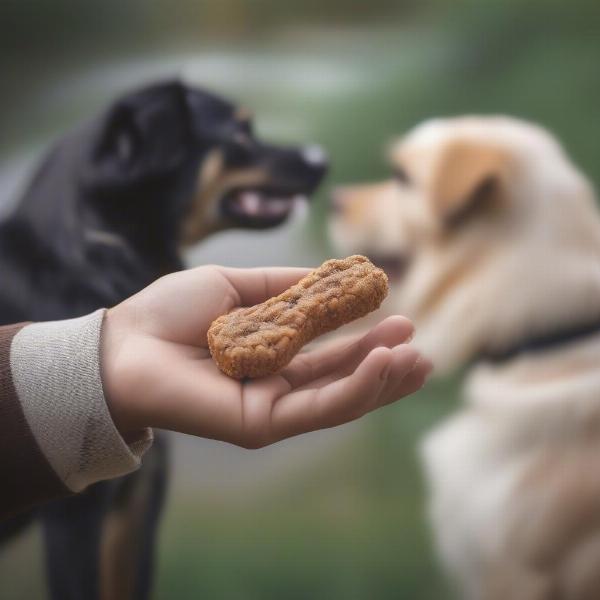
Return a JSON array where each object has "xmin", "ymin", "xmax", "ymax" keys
[{"xmin": 421, "ymin": 407, "xmax": 533, "ymax": 587}]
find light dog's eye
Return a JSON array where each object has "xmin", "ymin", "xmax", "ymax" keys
[{"xmin": 393, "ymin": 165, "xmax": 411, "ymax": 186}]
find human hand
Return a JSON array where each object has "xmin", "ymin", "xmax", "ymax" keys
[{"xmin": 101, "ymin": 266, "xmax": 431, "ymax": 448}]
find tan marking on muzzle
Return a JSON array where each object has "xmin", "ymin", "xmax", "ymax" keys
[{"xmin": 180, "ymin": 150, "xmax": 269, "ymax": 245}]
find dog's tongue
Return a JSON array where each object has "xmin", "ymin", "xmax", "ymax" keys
[
  {"xmin": 237, "ymin": 191, "xmax": 303, "ymax": 218},
  {"xmin": 239, "ymin": 192, "xmax": 262, "ymax": 216}
]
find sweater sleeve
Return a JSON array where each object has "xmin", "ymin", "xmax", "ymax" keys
[{"xmin": 0, "ymin": 310, "xmax": 153, "ymax": 520}]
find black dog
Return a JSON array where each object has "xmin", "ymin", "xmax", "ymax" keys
[{"xmin": 0, "ymin": 80, "xmax": 327, "ymax": 600}]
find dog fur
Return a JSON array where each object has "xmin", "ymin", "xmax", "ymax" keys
[{"xmin": 330, "ymin": 116, "xmax": 600, "ymax": 599}]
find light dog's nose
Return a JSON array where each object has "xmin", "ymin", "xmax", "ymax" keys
[
  {"xmin": 330, "ymin": 187, "xmax": 351, "ymax": 214},
  {"xmin": 302, "ymin": 145, "xmax": 328, "ymax": 167}
]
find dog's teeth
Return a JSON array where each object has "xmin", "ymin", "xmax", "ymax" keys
[{"xmin": 234, "ymin": 192, "xmax": 295, "ymax": 219}]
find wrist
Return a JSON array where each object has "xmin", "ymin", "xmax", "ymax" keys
[{"xmin": 100, "ymin": 306, "xmax": 146, "ymax": 439}]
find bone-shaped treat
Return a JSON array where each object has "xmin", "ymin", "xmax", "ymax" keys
[{"xmin": 208, "ymin": 255, "xmax": 389, "ymax": 379}]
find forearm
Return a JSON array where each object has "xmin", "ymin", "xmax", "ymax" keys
[{"xmin": 0, "ymin": 311, "xmax": 152, "ymax": 520}]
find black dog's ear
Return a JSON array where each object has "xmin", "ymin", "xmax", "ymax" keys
[
  {"xmin": 82, "ymin": 80, "xmax": 192, "ymax": 195},
  {"xmin": 183, "ymin": 86, "xmax": 238, "ymax": 142}
]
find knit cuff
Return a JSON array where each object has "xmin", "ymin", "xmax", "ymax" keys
[{"xmin": 10, "ymin": 310, "xmax": 153, "ymax": 492}]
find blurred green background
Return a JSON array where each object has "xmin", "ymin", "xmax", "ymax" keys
[{"xmin": 1, "ymin": 0, "xmax": 599, "ymax": 598}]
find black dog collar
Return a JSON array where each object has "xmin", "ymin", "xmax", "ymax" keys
[{"xmin": 480, "ymin": 318, "xmax": 600, "ymax": 365}]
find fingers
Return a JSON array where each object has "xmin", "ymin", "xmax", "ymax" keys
[
  {"xmin": 138, "ymin": 342, "xmax": 431, "ymax": 449},
  {"xmin": 269, "ymin": 344, "xmax": 424, "ymax": 442},
  {"xmin": 216, "ymin": 266, "xmax": 312, "ymax": 307},
  {"xmin": 376, "ymin": 352, "xmax": 433, "ymax": 408},
  {"xmin": 356, "ymin": 316, "xmax": 414, "ymax": 355},
  {"xmin": 281, "ymin": 316, "xmax": 414, "ymax": 389}
]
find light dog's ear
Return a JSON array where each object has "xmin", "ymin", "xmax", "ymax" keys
[{"xmin": 429, "ymin": 140, "xmax": 509, "ymax": 227}]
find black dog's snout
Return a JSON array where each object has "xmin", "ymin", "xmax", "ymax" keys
[
  {"xmin": 289, "ymin": 144, "xmax": 329, "ymax": 193},
  {"xmin": 301, "ymin": 145, "xmax": 328, "ymax": 169},
  {"xmin": 249, "ymin": 142, "xmax": 329, "ymax": 196},
  {"xmin": 301, "ymin": 145, "xmax": 328, "ymax": 190}
]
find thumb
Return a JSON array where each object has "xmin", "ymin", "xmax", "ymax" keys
[{"xmin": 215, "ymin": 266, "xmax": 312, "ymax": 307}]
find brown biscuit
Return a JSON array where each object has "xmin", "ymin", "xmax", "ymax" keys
[{"xmin": 207, "ymin": 255, "xmax": 389, "ymax": 379}]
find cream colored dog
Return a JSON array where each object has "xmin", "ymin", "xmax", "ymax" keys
[{"xmin": 329, "ymin": 116, "xmax": 600, "ymax": 600}]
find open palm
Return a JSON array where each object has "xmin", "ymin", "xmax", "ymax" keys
[{"xmin": 102, "ymin": 266, "xmax": 431, "ymax": 448}]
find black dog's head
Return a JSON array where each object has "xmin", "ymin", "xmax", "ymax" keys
[
  {"xmin": 82, "ymin": 80, "xmax": 328, "ymax": 247},
  {"xmin": 1, "ymin": 80, "xmax": 326, "ymax": 320}
]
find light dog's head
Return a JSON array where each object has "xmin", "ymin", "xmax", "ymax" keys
[{"xmin": 330, "ymin": 116, "xmax": 600, "ymax": 372}]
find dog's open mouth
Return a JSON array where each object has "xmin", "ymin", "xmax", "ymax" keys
[
  {"xmin": 222, "ymin": 187, "xmax": 307, "ymax": 227},
  {"xmin": 368, "ymin": 254, "xmax": 411, "ymax": 281}
]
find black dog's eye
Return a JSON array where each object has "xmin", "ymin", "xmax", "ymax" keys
[
  {"xmin": 116, "ymin": 131, "xmax": 134, "ymax": 163},
  {"xmin": 393, "ymin": 165, "xmax": 411, "ymax": 186}
]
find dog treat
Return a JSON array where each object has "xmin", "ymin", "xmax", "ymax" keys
[{"xmin": 208, "ymin": 255, "xmax": 389, "ymax": 379}]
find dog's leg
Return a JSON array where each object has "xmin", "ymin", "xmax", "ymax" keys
[
  {"xmin": 99, "ymin": 433, "xmax": 169, "ymax": 600},
  {"xmin": 41, "ymin": 481, "xmax": 113, "ymax": 600},
  {"xmin": 0, "ymin": 510, "xmax": 35, "ymax": 544},
  {"xmin": 40, "ymin": 437, "xmax": 168, "ymax": 600}
]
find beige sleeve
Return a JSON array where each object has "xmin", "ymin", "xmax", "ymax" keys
[
  {"xmin": 8, "ymin": 309, "xmax": 153, "ymax": 495},
  {"xmin": 0, "ymin": 321, "xmax": 69, "ymax": 519}
]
